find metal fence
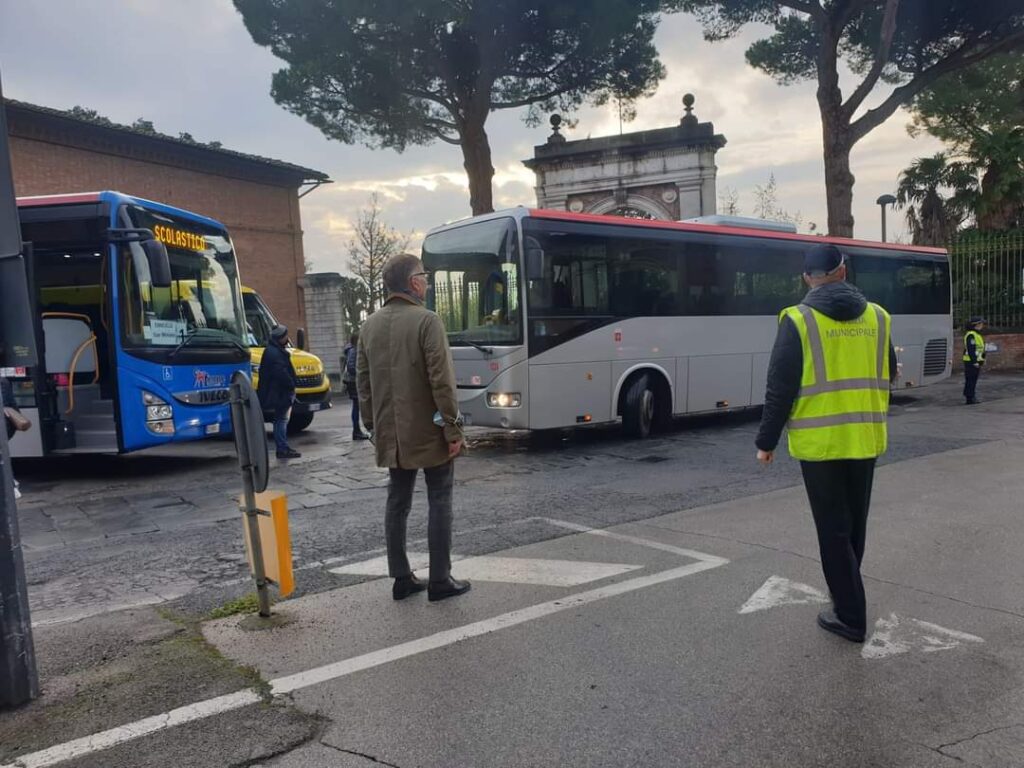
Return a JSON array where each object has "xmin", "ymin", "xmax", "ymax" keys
[{"xmin": 949, "ymin": 230, "xmax": 1024, "ymax": 331}]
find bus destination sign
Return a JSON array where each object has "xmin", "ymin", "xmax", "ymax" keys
[{"xmin": 153, "ymin": 224, "xmax": 207, "ymax": 252}]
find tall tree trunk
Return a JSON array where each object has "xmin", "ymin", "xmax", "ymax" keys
[
  {"xmin": 821, "ymin": 108, "xmax": 856, "ymax": 238},
  {"xmin": 978, "ymin": 163, "xmax": 1014, "ymax": 231},
  {"xmin": 460, "ymin": 117, "xmax": 495, "ymax": 216}
]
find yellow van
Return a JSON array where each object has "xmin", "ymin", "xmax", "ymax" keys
[{"xmin": 242, "ymin": 286, "xmax": 332, "ymax": 432}]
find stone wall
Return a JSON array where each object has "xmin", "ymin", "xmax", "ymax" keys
[{"xmin": 300, "ymin": 272, "xmax": 345, "ymax": 387}]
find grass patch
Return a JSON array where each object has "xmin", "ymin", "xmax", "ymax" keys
[{"xmin": 208, "ymin": 592, "xmax": 262, "ymax": 619}]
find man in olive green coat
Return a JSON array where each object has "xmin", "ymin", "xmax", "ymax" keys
[{"xmin": 356, "ymin": 253, "xmax": 470, "ymax": 602}]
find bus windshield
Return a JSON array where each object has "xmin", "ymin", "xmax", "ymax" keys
[
  {"xmin": 422, "ymin": 217, "xmax": 523, "ymax": 346},
  {"xmin": 119, "ymin": 206, "xmax": 246, "ymax": 348}
]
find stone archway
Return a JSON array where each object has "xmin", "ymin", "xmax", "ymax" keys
[
  {"xmin": 524, "ymin": 95, "xmax": 726, "ymax": 222},
  {"xmin": 587, "ymin": 195, "xmax": 671, "ymax": 220}
]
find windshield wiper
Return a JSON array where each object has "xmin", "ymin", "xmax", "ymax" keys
[
  {"xmin": 452, "ymin": 336, "xmax": 494, "ymax": 356},
  {"xmin": 168, "ymin": 328, "xmax": 247, "ymax": 359}
]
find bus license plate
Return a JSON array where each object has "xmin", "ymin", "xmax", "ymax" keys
[
  {"xmin": 206, "ymin": 424, "xmax": 221, "ymax": 435},
  {"xmin": 308, "ymin": 403, "xmax": 321, "ymax": 412}
]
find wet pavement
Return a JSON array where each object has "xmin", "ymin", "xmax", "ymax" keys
[{"xmin": 13, "ymin": 374, "xmax": 1022, "ymax": 627}]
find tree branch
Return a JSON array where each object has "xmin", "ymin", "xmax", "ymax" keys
[
  {"xmin": 850, "ymin": 30, "xmax": 1024, "ymax": 144},
  {"xmin": 425, "ymin": 124, "xmax": 462, "ymax": 145},
  {"xmin": 491, "ymin": 85, "xmax": 576, "ymax": 110},
  {"xmin": 842, "ymin": 0, "xmax": 901, "ymax": 119}
]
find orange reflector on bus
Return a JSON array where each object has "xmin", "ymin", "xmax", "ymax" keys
[{"xmin": 576, "ymin": 414, "xmax": 593, "ymax": 423}]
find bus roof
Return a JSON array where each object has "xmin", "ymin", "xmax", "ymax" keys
[
  {"xmin": 424, "ymin": 206, "xmax": 947, "ymax": 256},
  {"xmin": 16, "ymin": 191, "xmax": 228, "ymax": 232}
]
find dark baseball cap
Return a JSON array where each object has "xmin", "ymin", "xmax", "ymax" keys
[
  {"xmin": 803, "ymin": 244, "xmax": 845, "ymax": 276},
  {"xmin": 968, "ymin": 316, "xmax": 986, "ymax": 325}
]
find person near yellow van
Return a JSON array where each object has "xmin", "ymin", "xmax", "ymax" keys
[
  {"xmin": 963, "ymin": 317, "xmax": 986, "ymax": 405},
  {"xmin": 343, "ymin": 333, "xmax": 369, "ymax": 441},
  {"xmin": 755, "ymin": 244, "xmax": 898, "ymax": 643},
  {"xmin": 258, "ymin": 325, "xmax": 300, "ymax": 459}
]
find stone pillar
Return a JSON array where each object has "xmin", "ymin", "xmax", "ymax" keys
[{"xmin": 299, "ymin": 272, "xmax": 345, "ymax": 387}]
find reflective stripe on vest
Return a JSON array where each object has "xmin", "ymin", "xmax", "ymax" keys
[
  {"xmin": 782, "ymin": 302, "xmax": 891, "ymax": 461},
  {"xmin": 963, "ymin": 330, "xmax": 985, "ymax": 363}
]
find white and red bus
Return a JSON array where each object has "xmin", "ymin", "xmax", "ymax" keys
[{"xmin": 422, "ymin": 209, "xmax": 951, "ymax": 437}]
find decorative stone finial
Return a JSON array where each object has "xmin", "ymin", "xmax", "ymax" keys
[
  {"xmin": 681, "ymin": 93, "xmax": 698, "ymax": 127},
  {"xmin": 547, "ymin": 114, "xmax": 566, "ymax": 144}
]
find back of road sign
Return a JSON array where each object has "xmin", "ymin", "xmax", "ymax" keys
[{"xmin": 241, "ymin": 491, "xmax": 294, "ymax": 598}]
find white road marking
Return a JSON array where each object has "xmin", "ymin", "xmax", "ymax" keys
[
  {"xmin": 275, "ymin": 555, "xmax": 726, "ymax": 694},
  {"xmin": 2, "ymin": 689, "xmax": 262, "ymax": 768},
  {"xmin": 539, "ymin": 518, "xmax": 725, "ymax": 561},
  {"xmin": 738, "ymin": 575, "xmax": 829, "ymax": 614},
  {"xmin": 3, "ymin": 531, "xmax": 727, "ymax": 768},
  {"xmin": 861, "ymin": 613, "xmax": 985, "ymax": 660},
  {"xmin": 329, "ymin": 553, "xmax": 643, "ymax": 586}
]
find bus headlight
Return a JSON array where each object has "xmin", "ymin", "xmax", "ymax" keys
[
  {"xmin": 142, "ymin": 391, "xmax": 175, "ymax": 433},
  {"xmin": 142, "ymin": 391, "xmax": 166, "ymax": 406},
  {"xmin": 146, "ymin": 404, "xmax": 173, "ymax": 420},
  {"xmin": 487, "ymin": 392, "xmax": 521, "ymax": 408}
]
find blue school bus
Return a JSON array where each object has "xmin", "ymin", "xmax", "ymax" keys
[{"xmin": 6, "ymin": 191, "xmax": 250, "ymax": 455}]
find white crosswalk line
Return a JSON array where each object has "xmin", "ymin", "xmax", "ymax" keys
[{"xmin": 329, "ymin": 553, "xmax": 643, "ymax": 587}]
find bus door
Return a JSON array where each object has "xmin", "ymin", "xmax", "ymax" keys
[{"xmin": 20, "ymin": 225, "xmax": 120, "ymax": 455}]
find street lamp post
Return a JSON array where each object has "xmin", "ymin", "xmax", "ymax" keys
[{"xmin": 876, "ymin": 194, "xmax": 897, "ymax": 243}]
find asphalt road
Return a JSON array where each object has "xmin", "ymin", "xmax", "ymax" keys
[
  {"xmin": 13, "ymin": 372, "xmax": 1022, "ymax": 626},
  {"xmin": 4, "ymin": 372, "xmax": 1024, "ymax": 768}
]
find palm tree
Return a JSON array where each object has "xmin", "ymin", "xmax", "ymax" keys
[{"xmin": 896, "ymin": 154, "xmax": 978, "ymax": 246}]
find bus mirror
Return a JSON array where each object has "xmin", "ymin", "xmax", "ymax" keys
[
  {"xmin": 143, "ymin": 239, "xmax": 172, "ymax": 288},
  {"xmin": 526, "ymin": 247, "xmax": 546, "ymax": 281},
  {"xmin": 296, "ymin": 327, "xmax": 306, "ymax": 351}
]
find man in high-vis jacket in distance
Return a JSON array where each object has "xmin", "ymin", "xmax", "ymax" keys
[
  {"xmin": 962, "ymin": 317, "xmax": 986, "ymax": 405},
  {"xmin": 755, "ymin": 244, "xmax": 898, "ymax": 644}
]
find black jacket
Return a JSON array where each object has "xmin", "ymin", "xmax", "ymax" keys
[
  {"xmin": 258, "ymin": 341, "xmax": 297, "ymax": 415},
  {"xmin": 755, "ymin": 281, "xmax": 898, "ymax": 452}
]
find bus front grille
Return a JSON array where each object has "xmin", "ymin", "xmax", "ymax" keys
[{"xmin": 923, "ymin": 338, "xmax": 948, "ymax": 376}]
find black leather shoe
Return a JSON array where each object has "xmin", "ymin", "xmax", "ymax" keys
[
  {"xmin": 392, "ymin": 574, "xmax": 427, "ymax": 601},
  {"xmin": 817, "ymin": 609, "xmax": 866, "ymax": 643},
  {"xmin": 966, "ymin": 399, "xmax": 980, "ymax": 405},
  {"xmin": 276, "ymin": 449, "xmax": 301, "ymax": 459},
  {"xmin": 353, "ymin": 431, "xmax": 369, "ymax": 441},
  {"xmin": 428, "ymin": 577, "xmax": 472, "ymax": 602}
]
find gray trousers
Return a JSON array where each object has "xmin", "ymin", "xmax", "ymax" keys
[{"xmin": 385, "ymin": 461, "xmax": 454, "ymax": 583}]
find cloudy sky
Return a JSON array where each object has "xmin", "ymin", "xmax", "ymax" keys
[{"xmin": 0, "ymin": 1, "xmax": 943, "ymax": 274}]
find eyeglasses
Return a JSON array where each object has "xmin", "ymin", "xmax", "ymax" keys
[{"xmin": 410, "ymin": 271, "xmax": 429, "ymax": 278}]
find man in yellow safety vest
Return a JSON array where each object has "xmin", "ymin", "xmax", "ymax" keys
[
  {"xmin": 755, "ymin": 244, "xmax": 897, "ymax": 643},
  {"xmin": 962, "ymin": 317, "xmax": 986, "ymax": 405}
]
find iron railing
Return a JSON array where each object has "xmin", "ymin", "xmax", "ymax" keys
[{"xmin": 949, "ymin": 230, "xmax": 1024, "ymax": 331}]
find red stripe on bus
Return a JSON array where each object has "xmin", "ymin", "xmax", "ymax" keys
[
  {"xmin": 526, "ymin": 209, "xmax": 947, "ymax": 255},
  {"xmin": 16, "ymin": 192, "xmax": 103, "ymax": 207}
]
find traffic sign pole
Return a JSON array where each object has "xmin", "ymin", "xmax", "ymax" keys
[{"xmin": 229, "ymin": 373, "xmax": 271, "ymax": 618}]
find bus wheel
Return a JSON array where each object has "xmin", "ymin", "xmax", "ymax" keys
[
  {"xmin": 287, "ymin": 412, "xmax": 314, "ymax": 434},
  {"xmin": 622, "ymin": 374, "xmax": 655, "ymax": 439}
]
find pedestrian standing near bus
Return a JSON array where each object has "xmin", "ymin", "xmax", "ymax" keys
[
  {"xmin": 259, "ymin": 324, "xmax": 300, "ymax": 459},
  {"xmin": 2, "ymin": 376, "xmax": 29, "ymax": 499},
  {"xmin": 357, "ymin": 253, "xmax": 470, "ymax": 602},
  {"xmin": 755, "ymin": 244, "xmax": 897, "ymax": 643},
  {"xmin": 342, "ymin": 333, "xmax": 368, "ymax": 440},
  {"xmin": 963, "ymin": 317, "xmax": 986, "ymax": 405}
]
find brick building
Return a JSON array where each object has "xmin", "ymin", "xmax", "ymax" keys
[{"xmin": 4, "ymin": 100, "xmax": 329, "ymax": 333}]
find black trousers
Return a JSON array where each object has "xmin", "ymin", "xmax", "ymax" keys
[
  {"xmin": 385, "ymin": 461, "xmax": 454, "ymax": 583},
  {"xmin": 963, "ymin": 364, "xmax": 980, "ymax": 402},
  {"xmin": 799, "ymin": 458, "xmax": 876, "ymax": 631}
]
